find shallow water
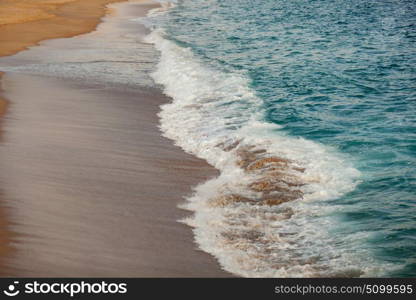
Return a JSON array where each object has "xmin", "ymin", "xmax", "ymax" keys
[{"xmin": 144, "ymin": 0, "xmax": 416, "ymax": 277}]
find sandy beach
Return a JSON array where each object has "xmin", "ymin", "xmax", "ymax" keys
[
  {"xmin": 0, "ymin": 0, "xmax": 230, "ymax": 276},
  {"xmin": 1, "ymin": 0, "xmax": 412, "ymax": 281}
]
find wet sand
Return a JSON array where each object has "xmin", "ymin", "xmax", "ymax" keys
[
  {"xmin": 0, "ymin": 1, "xmax": 230, "ymax": 276},
  {"xmin": 0, "ymin": 72, "xmax": 13, "ymax": 276},
  {"xmin": 0, "ymin": 74, "xmax": 229, "ymax": 277},
  {"xmin": 0, "ymin": 0, "xmax": 138, "ymax": 276}
]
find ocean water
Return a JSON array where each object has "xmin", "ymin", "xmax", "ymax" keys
[{"xmin": 144, "ymin": 0, "xmax": 416, "ymax": 277}]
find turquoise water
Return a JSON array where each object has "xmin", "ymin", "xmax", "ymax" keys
[{"xmin": 149, "ymin": 0, "xmax": 415, "ymax": 277}]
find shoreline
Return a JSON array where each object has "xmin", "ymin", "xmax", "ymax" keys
[{"xmin": 0, "ymin": 1, "xmax": 230, "ymax": 276}]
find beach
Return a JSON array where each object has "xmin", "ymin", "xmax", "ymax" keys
[
  {"xmin": 0, "ymin": 0, "xmax": 230, "ymax": 276},
  {"xmin": 1, "ymin": 0, "xmax": 414, "ymax": 279}
]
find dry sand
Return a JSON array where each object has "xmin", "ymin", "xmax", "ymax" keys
[{"xmin": 0, "ymin": 0, "xmax": 126, "ymax": 57}]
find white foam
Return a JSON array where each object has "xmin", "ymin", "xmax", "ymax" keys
[{"xmin": 144, "ymin": 26, "xmax": 402, "ymax": 277}]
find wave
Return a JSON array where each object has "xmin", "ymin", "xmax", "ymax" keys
[{"xmin": 142, "ymin": 9, "xmax": 396, "ymax": 277}]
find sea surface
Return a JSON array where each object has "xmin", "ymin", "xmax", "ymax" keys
[{"xmin": 144, "ymin": 0, "xmax": 416, "ymax": 277}]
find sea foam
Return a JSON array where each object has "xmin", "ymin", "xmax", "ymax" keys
[{"xmin": 142, "ymin": 26, "xmax": 401, "ymax": 277}]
